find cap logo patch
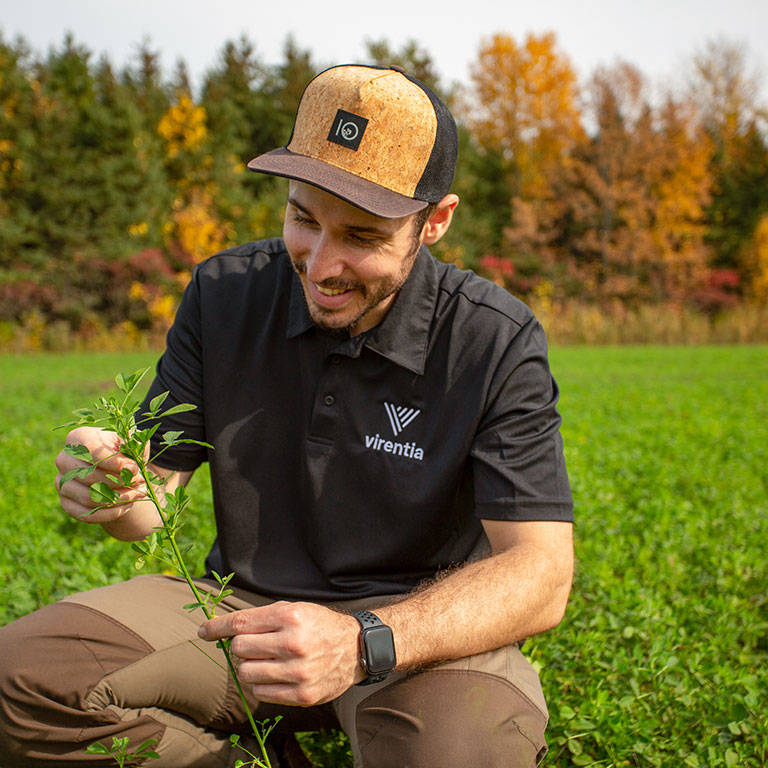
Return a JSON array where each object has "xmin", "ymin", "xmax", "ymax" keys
[{"xmin": 327, "ymin": 109, "xmax": 368, "ymax": 151}]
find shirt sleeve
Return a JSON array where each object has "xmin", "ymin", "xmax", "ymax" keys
[
  {"xmin": 471, "ymin": 316, "xmax": 574, "ymax": 522},
  {"xmin": 135, "ymin": 267, "xmax": 208, "ymax": 472}
]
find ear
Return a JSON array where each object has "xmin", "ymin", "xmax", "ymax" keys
[{"xmin": 421, "ymin": 194, "xmax": 460, "ymax": 245}]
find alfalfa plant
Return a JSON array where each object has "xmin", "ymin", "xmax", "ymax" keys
[
  {"xmin": 85, "ymin": 736, "xmax": 159, "ymax": 767},
  {"xmin": 59, "ymin": 368, "xmax": 280, "ymax": 768}
]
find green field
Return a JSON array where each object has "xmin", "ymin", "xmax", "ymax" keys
[{"xmin": 1, "ymin": 347, "xmax": 766, "ymax": 767}]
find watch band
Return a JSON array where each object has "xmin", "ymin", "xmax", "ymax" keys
[
  {"xmin": 354, "ymin": 609, "xmax": 383, "ymax": 630},
  {"xmin": 353, "ymin": 610, "xmax": 396, "ymax": 686}
]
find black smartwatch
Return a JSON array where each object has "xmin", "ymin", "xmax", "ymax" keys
[{"xmin": 352, "ymin": 610, "xmax": 396, "ymax": 685}]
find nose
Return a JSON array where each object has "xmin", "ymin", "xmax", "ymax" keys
[{"xmin": 305, "ymin": 235, "xmax": 345, "ymax": 285}]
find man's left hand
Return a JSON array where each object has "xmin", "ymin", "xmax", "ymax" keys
[{"xmin": 197, "ymin": 601, "xmax": 364, "ymax": 706}]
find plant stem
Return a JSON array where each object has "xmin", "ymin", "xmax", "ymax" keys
[{"xmin": 138, "ymin": 465, "xmax": 272, "ymax": 768}]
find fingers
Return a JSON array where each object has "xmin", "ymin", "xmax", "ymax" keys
[
  {"xmin": 57, "ymin": 427, "xmax": 140, "ymax": 477},
  {"xmin": 197, "ymin": 603, "xmax": 361, "ymax": 706},
  {"xmin": 55, "ymin": 471, "xmax": 147, "ymax": 523},
  {"xmin": 198, "ymin": 602, "xmax": 290, "ymax": 641},
  {"xmin": 55, "ymin": 426, "xmax": 146, "ymax": 523}
]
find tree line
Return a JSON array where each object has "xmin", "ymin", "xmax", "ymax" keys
[{"xmin": 1, "ymin": 31, "xmax": 767, "ymax": 347}]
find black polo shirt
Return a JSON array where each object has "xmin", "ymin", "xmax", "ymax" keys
[{"xmin": 139, "ymin": 238, "xmax": 573, "ymax": 600}]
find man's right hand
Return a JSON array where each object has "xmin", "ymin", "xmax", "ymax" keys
[{"xmin": 55, "ymin": 426, "xmax": 151, "ymax": 527}]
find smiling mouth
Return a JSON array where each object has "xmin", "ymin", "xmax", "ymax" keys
[{"xmin": 314, "ymin": 284, "xmax": 350, "ymax": 296}]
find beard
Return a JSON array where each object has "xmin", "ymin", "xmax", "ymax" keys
[{"xmin": 291, "ymin": 239, "xmax": 421, "ymax": 335}]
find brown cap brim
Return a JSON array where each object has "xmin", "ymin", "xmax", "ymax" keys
[{"xmin": 247, "ymin": 148, "xmax": 428, "ymax": 219}]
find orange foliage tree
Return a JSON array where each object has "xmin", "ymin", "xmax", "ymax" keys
[{"xmin": 499, "ymin": 61, "xmax": 716, "ymax": 307}]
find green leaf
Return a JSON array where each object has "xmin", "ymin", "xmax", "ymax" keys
[
  {"xmin": 117, "ymin": 368, "xmax": 150, "ymax": 400},
  {"xmin": 134, "ymin": 424, "xmax": 160, "ymax": 443},
  {"xmin": 183, "ymin": 438, "xmax": 214, "ymax": 450},
  {"xmin": 183, "ymin": 602, "xmax": 205, "ymax": 611},
  {"xmin": 120, "ymin": 467, "xmax": 135, "ymax": 486},
  {"xmin": 149, "ymin": 391, "xmax": 170, "ymax": 413},
  {"xmin": 559, "ymin": 704, "xmax": 576, "ymax": 720},
  {"xmin": 89, "ymin": 482, "xmax": 119, "ymax": 504},
  {"xmin": 85, "ymin": 742, "xmax": 110, "ymax": 755},
  {"xmin": 567, "ymin": 738, "xmax": 583, "ymax": 755},
  {"xmin": 162, "ymin": 430, "xmax": 184, "ymax": 445},
  {"xmin": 132, "ymin": 738, "xmax": 159, "ymax": 754},
  {"xmin": 725, "ymin": 750, "xmax": 739, "ymax": 766},
  {"xmin": 159, "ymin": 403, "xmax": 198, "ymax": 417},
  {"xmin": 64, "ymin": 443, "xmax": 93, "ymax": 462},
  {"xmin": 58, "ymin": 466, "xmax": 93, "ymax": 489},
  {"xmin": 229, "ymin": 735, "xmax": 241, "ymax": 746}
]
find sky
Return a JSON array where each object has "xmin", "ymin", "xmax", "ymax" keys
[{"xmin": 1, "ymin": 0, "xmax": 766, "ymax": 100}]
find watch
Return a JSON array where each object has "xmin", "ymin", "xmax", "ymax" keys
[{"xmin": 352, "ymin": 610, "xmax": 396, "ymax": 685}]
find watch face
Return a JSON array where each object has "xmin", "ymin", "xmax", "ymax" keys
[{"xmin": 363, "ymin": 624, "xmax": 396, "ymax": 674}]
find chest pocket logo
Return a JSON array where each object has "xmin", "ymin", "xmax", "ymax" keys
[
  {"xmin": 384, "ymin": 402, "xmax": 420, "ymax": 437},
  {"xmin": 363, "ymin": 403, "xmax": 425, "ymax": 462}
]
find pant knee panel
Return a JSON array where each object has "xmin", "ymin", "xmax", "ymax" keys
[
  {"xmin": 356, "ymin": 669, "xmax": 548, "ymax": 768},
  {"xmin": 0, "ymin": 602, "xmax": 161, "ymax": 766}
]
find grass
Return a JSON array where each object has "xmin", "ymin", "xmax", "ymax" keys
[{"xmin": 1, "ymin": 346, "xmax": 766, "ymax": 767}]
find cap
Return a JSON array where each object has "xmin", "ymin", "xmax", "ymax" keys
[{"xmin": 247, "ymin": 64, "xmax": 458, "ymax": 219}]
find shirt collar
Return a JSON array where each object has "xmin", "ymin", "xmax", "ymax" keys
[
  {"xmin": 286, "ymin": 245, "xmax": 437, "ymax": 375},
  {"xmin": 287, "ymin": 267, "xmax": 315, "ymax": 339},
  {"xmin": 363, "ymin": 246, "xmax": 436, "ymax": 375}
]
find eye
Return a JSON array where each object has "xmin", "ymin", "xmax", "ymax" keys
[
  {"xmin": 291, "ymin": 211, "xmax": 317, "ymax": 226},
  {"xmin": 347, "ymin": 233, "xmax": 377, "ymax": 247}
]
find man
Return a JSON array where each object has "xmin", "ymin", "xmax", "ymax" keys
[{"xmin": 0, "ymin": 65, "xmax": 573, "ymax": 768}]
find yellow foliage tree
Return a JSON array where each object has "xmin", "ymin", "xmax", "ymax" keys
[
  {"xmin": 170, "ymin": 188, "xmax": 231, "ymax": 263},
  {"xmin": 157, "ymin": 94, "xmax": 207, "ymax": 158},
  {"xmin": 157, "ymin": 92, "xmax": 233, "ymax": 265},
  {"xmin": 467, "ymin": 31, "xmax": 583, "ymax": 196}
]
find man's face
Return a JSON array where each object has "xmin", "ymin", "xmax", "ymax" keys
[{"xmin": 283, "ymin": 181, "xmax": 424, "ymax": 336}]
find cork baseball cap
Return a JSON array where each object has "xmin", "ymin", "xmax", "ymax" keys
[{"xmin": 247, "ymin": 64, "xmax": 458, "ymax": 219}]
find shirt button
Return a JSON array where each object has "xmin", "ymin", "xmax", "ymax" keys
[
  {"xmin": 324, "ymin": 394, "xmax": 335, "ymax": 406},
  {"xmin": 330, "ymin": 355, "xmax": 342, "ymax": 365}
]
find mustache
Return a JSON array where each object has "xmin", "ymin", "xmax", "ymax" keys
[{"xmin": 292, "ymin": 259, "xmax": 365, "ymax": 295}]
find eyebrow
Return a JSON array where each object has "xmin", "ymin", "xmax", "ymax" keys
[{"xmin": 287, "ymin": 196, "xmax": 393, "ymax": 237}]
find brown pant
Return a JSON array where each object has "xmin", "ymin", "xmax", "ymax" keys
[{"xmin": 0, "ymin": 575, "xmax": 549, "ymax": 768}]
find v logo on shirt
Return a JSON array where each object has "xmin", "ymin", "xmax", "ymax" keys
[{"xmin": 384, "ymin": 403, "xmax": 420, "ymax": 437}]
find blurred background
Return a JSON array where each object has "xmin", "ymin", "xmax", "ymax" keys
[{"xmin": 1, "ymin": 0, "xmax": 767, "ymax": 351}]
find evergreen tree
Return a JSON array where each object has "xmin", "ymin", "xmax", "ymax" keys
[
  {"xmin": 363, "ymin": 39, "xmax": 442, "ymax": 93},
  {"xmin": 690, "ymin": 39, "xmax": 768, "ymax": 288}
]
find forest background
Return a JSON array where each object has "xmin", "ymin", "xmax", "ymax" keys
[{"xmin": 1, "ymin": 30, "xmax": 768, "ymax": 349}]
